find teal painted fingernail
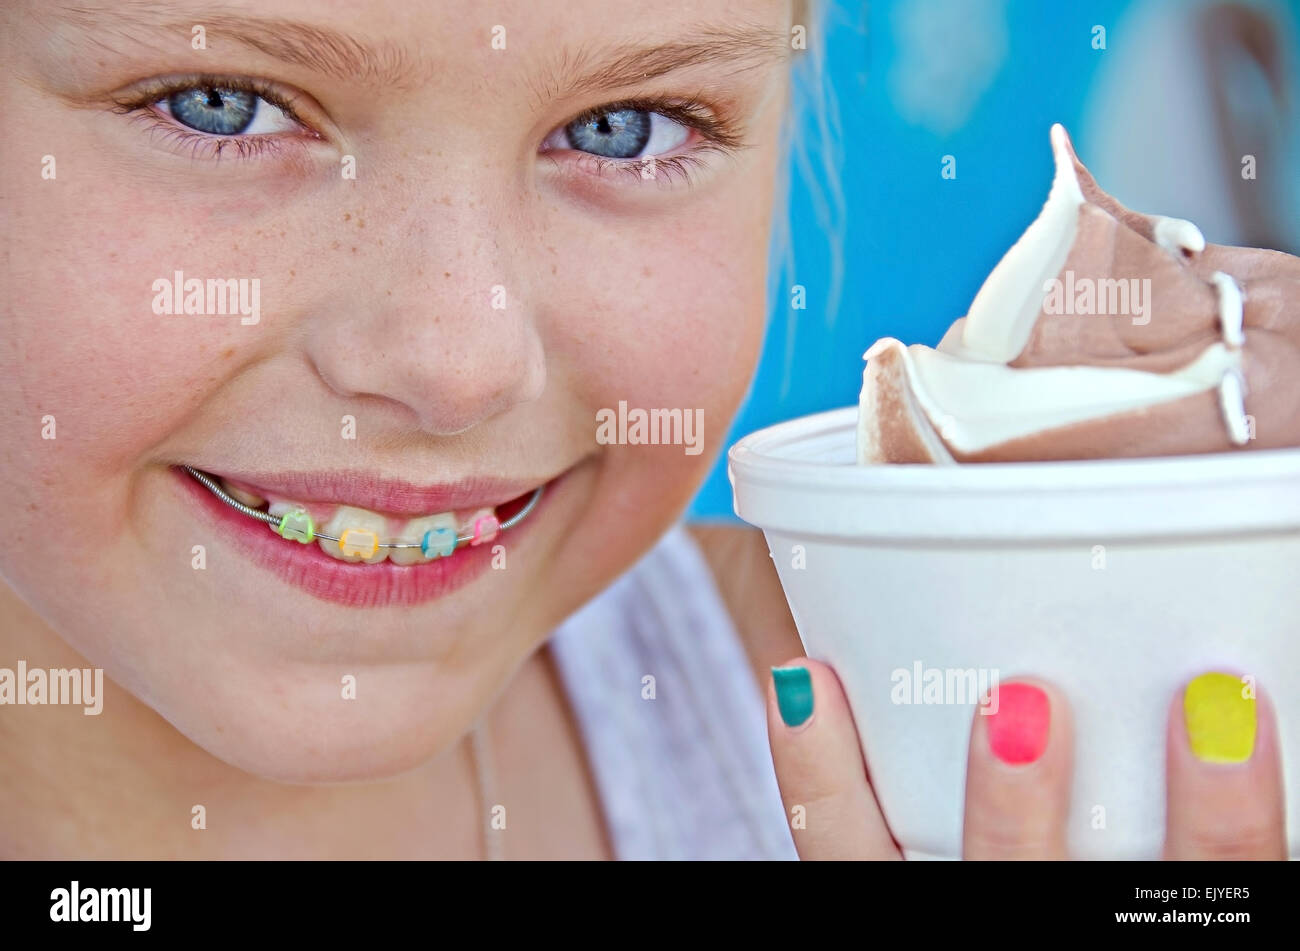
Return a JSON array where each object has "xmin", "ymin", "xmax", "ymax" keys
[{"xmin": 772, "ymin": 666, "xmax": 814, "ymax": 727}]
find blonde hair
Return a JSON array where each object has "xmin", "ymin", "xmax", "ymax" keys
[{"xmin": 772, "ymin": 0, "xmax": 846, "ymax": 397}]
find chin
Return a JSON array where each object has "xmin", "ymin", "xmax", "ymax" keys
[{"xmin": 159, "ymin": 674, "xmax": 472, "ymax": 785}]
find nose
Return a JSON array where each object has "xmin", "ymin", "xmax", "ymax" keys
[{"xmin": 303, "ymin": 189, "xmax": 546, "ymax": 436}]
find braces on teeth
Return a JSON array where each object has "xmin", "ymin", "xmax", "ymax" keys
[{"xmin": 183, "ymin": 465, "xmax": 543, "ymax": 558}]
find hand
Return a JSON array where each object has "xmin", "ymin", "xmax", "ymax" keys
[{"xmin": 765, "ymin": 661, "xmax": 1286, "ymax": 859}]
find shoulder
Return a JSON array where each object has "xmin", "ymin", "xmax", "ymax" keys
[{"xmin": 685, "ymin": 523, "xmax": 805, "ymax": 693}]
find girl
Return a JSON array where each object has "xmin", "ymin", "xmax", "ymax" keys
[{"xmin": 0, "ymin": 0, "xmax": 1285, "ymax": 860}]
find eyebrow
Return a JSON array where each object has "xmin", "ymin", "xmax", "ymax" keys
[
  {"xmin": 527, "ymin": 27, "xmax": 792, "ymax": 109},
  {"xmin": 45, "ymin": 2, "xmax": 789, "ymax": 99},
  {"xmin": 45, "ymin": 3, "xmax": 419, "ymax": 87}
]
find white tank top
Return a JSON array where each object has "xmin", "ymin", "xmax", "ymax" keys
[{"xmin": 548, "ymin": 524, "xmax": 798, "ymax": 860}]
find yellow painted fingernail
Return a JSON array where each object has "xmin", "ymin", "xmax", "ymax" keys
[{"xmin": 1184, "ymin": 673, "xmax": 1255, "ymax": 764}]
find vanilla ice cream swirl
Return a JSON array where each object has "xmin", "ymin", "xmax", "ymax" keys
[{"xmin": 859, "ymin": 124, "xmax": 1300, "ymax": 463}]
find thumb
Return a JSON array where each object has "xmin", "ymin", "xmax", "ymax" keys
[{"xmin": 766, "ymin": 659, "xmax": 901, "ymax": 859}]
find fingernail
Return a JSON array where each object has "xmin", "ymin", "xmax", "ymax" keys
[
  {"xmin": 1184, "ymin": 672, "xmax": 1256, "ymax": 764},
  {"xmin": 771, "ymin": 666, "xmax": 813, "ymax": 727},
  {"xmin": 985, "ymin": 683, "xmax": 1050, "ymax": 764}
]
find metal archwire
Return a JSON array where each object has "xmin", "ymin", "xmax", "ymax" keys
[{"xmin": 182, "ymin": 465, "xmax": 542, "ymax": 550}]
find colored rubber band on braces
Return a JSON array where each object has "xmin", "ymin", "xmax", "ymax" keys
[
  {"xmin": 421, "ymin": 526, "xmax": 457, "ymax": 559},
  {"xmin": 277, "ymin": 508, "xmax": 315, "ymax": 543},
  {"xmin": 183, "ymin": 465, "xmax": 542, "ymax": 552}
]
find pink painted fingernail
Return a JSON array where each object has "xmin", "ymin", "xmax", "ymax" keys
[{"xmin": 985, "ymin": 683, "xmax": 1050, "ymax": 764}]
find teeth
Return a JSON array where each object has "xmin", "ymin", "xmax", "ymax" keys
[
  {"xmin": 220, "ymin": 478, "xmax": 266, "ymax": 508},
  {"xmin": 389, "ymin": 512, "xmax": 459, "ymax": 566},
  {"xmin": 235, "ymin": 490, "xmax": 515, "ymax": 565},
  {"xmin": 320, "ymin": 506, "xmax": 389, "ymax": 564}
]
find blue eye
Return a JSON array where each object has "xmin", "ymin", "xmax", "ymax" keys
[
  {"xmin": 158, "ymin": 85, "xmax": 299, "ymax": 136},
  {"xmin": 553, "ymin": 106, "xmax": 690, "ymax": 160},
  {"xmin": 565, "ymin": 108, "xmax": 650, "ymax": 158},
  {"xmin": 168, "ymin": 87, "xmax": 255, "ymax": 134}
]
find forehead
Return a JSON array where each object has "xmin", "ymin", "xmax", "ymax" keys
[{"xmin": 36, "ymin": 0, "xmax": 794, "ymax": 95}]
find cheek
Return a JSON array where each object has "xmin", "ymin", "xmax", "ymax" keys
[
  {"xmin": 0, "ymin": 102, "xmax": 329, "ymax": 629},
  {"xmin": 543, "ymin": 195, "xmax": 772, "ymax": 428},
  {"xmin": 532, "ymin": 173, "xmax": 775, "ymax": 569},
  {"xmin": 6, "ymin": 196, "xmax": 208, "ymax": 473},
  {"xmin": 1, "ymin": 106, "xmax": 321, "ymax": 496}
]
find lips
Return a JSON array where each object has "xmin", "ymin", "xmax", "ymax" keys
[{"xmin": 174, "ymin": 464, "xmax": 563, "ymax": 608}]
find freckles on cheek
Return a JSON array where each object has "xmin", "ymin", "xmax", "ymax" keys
[
  {"xmin": 12, "ymin": 144, "xmax": 323, "ymax": 449},
  {"xmin": 11, "ymin": 209, "xmax": 269, "ymax": 475},
  {"xmin": 558, "ymin": 219, "xmax": 766, "ymax": 413}
]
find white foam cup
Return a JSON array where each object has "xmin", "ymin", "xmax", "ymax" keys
[{"xmin": 729, "ymin": 406, "xmax": 1300, "ymax": 859}]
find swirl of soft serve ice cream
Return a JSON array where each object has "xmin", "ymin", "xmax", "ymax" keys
[{"xmin": 859, "ymin": 124, "xmax": 1300, "ymax": 463}]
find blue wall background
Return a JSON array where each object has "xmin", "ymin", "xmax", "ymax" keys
[{"xmin": 689, "ymin": 0, "xmax": 1300, "ymax": 521}]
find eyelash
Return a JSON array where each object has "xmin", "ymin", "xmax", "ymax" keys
[
  {"xmin": 549, "ymin": 95, "xmax": 746, "ymax": 186},
  {"xmin": 112, "ymin": 75, "xmax": 315, "ymax": 162},
  {"xmin": 113, "ymin": 78, "xmax": 745, "ymax": 182}
]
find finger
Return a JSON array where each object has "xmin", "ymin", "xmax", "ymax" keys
[
  {"xmin": 963, "ymin": 679, "xmax": 1072, "ymax": 860},
  {"xmin": 766, "ymin": 659, "xmax": 900, "ymax": 859},
  {"xmin": 1164, "ymin": 672, "xmax": 1285, "ymax": 860}
]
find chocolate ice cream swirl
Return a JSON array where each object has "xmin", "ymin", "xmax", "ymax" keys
[{"xmin": 858, "ymin": 124, "xmax": 1300, "ymax": 464}]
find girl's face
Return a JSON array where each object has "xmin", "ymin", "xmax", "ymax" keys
[{"xmin": 0, "ymin": 0, "xmax": 791, "ymax": 780}]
